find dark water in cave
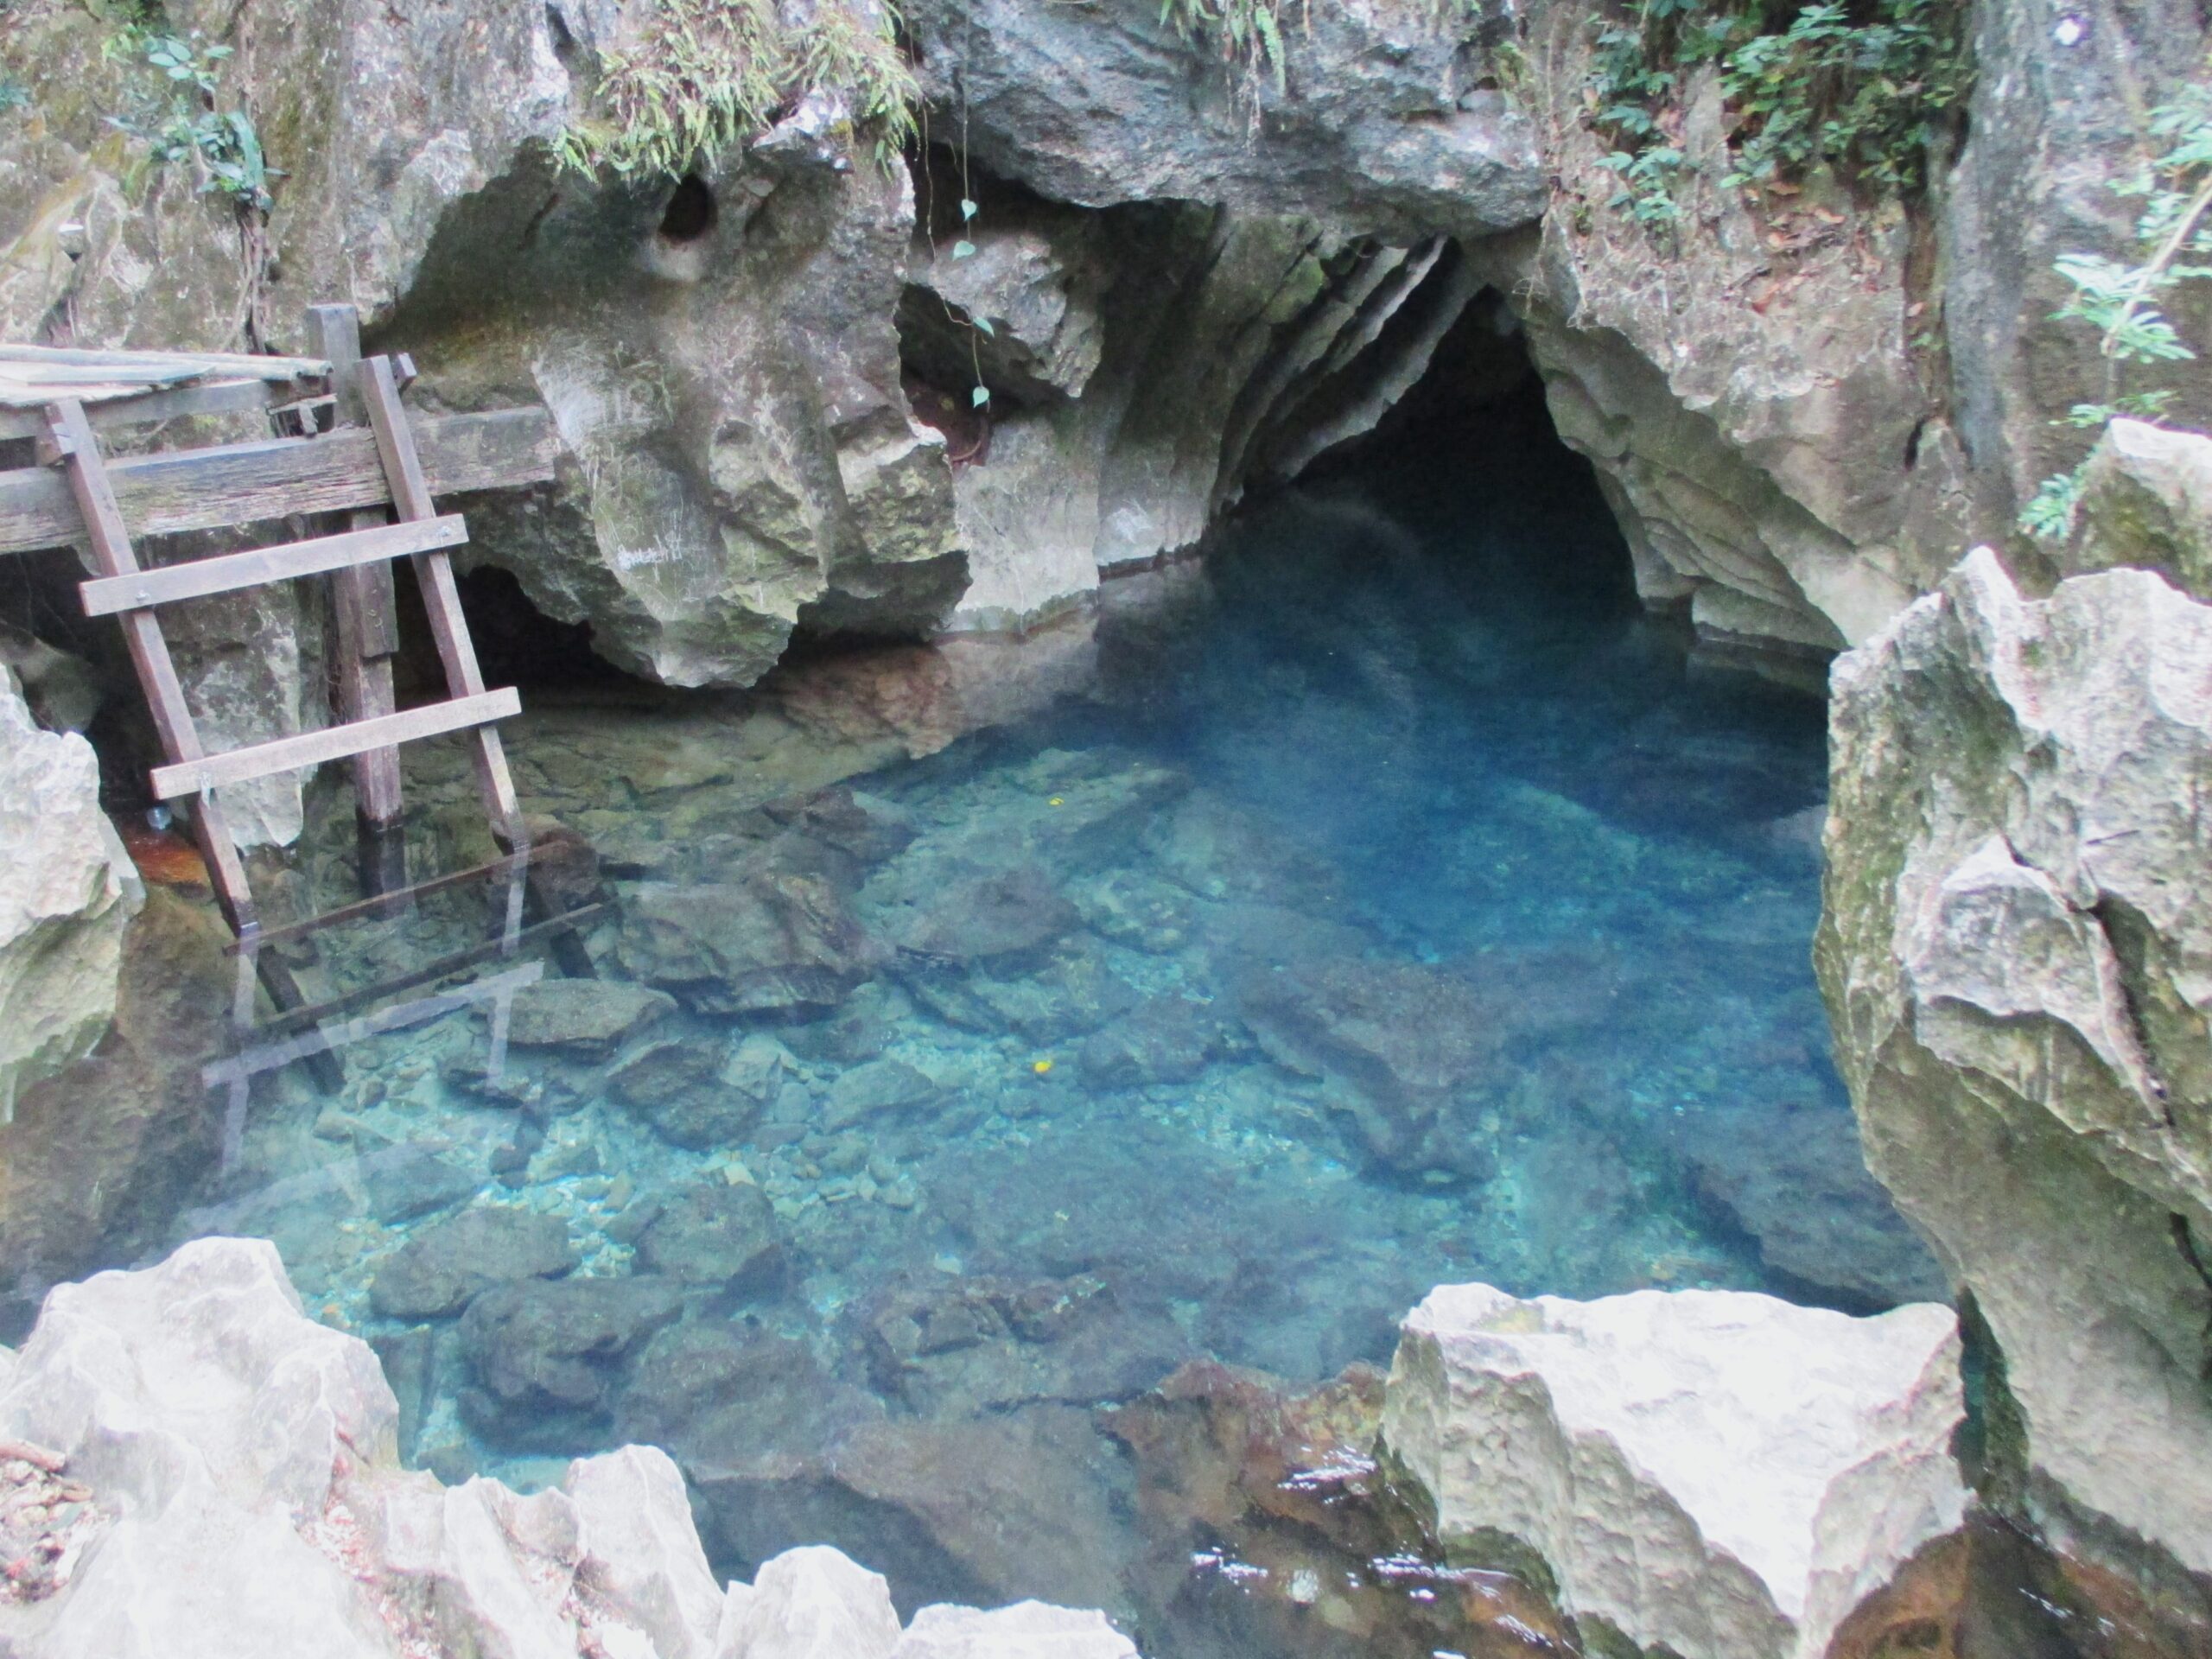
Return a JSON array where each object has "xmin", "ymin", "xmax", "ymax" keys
[{"xmin": 73, "ymin": 381, "xmax": 1949, "ymax": 1653}]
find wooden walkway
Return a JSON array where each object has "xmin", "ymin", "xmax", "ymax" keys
[{"xmin": 0, "ymin": 312, "xmax": 584, "ymax": 1089}]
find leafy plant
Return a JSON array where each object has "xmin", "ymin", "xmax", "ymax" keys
[
  {"xmin": 1581, "ymin": 0, "xmax": 1971, "ymax": 237},
  {"xmin": 111, "ymin": 28, "xmax": 278, "ymax": 213},
  {"xmin": 2022, "ymin": 70, "xmax": 2212, "ymax": 540},
  {"xmin": 555, "ymin": 0, "xmax": 918, "ymax": 179},
  {"xmin": 1159, "ymin": 0, "xmax": 1299, "ymax": 100}
]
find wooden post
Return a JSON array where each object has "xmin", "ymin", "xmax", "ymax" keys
[{"xmin": 304, "ymin": 305, "xmax": 407, "ymax": 894}]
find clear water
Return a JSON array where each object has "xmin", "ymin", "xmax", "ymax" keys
[{"xmin": 108, "ymin": 406, "xmax": 1940, "ymax": 1648}]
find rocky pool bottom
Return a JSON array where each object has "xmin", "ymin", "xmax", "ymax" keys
[{"xmin": 3, "ymin": 418, "xmax": 1997, "ymax": 1655}]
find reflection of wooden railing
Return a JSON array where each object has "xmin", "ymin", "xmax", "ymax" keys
[{"xmin": 204, "ymin": 849, "xmax": 603, "ymax": 1170}]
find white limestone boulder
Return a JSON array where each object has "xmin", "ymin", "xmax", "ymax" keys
[
  {"xmin": 0, "ymin": 1238, "xmax": 1138, "ymax": 1659},
  {"xmin": 1381, "ymin": 1282, "xmax": 1966, "ymax": 1659},
  {"xmin": 891, "ymin": 1600, "xmax": 1138, "ymax": 1659},
  {"xmin": 0, "ymin": 665, "xmax": 140, "ymax": 1120}
]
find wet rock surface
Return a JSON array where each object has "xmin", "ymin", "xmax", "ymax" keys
[{"xmin": 368, "ymin": 1204, "xmax": 577, "ymax": 1319}]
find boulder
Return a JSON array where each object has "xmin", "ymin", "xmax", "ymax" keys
[
  {"xmin": 721, "ymin": 1545, "xmax": 901, "ymax": 1659},
  {"xmin": 503, "ymin": 980, "xmax": 677, "ymax": 1055},
  {"xmin": 0, "ymin": 667, "xmax": 139, "ymax": 1120},
  {"xmin": 892, "ymin": 1602, "xmax": 1136, "ymax": 1659},
  {"xmin": 889, "ymin": 867, "xmax": 1079, "ymax": 966},
  {"xmin": 0, "ymin": 1238, "xmax": 1134, "ymax": 1657},
  {"xmin": 618, "ymin": 877, "xmax": 881, "ymax": 1016},
  {"xmin": 459, "ymin": 1274, "xmax": 685, "ymax": 1425},
  {"xmin": 2069, "ymin": 417, "xmax": 2212, "ymax": 599},
  {"xmin": 823, "ymin": 1058, "xmax": 939, "ymax": 1130},
  {"xmin": 369, "ymin": 1205, "xmax": 578, "ymax": 1320},
  {"xmin": 632, "ymin": 1182, "xmax": 785, "ymax": 1291},
  {"xmin": 1077, "ymin": 999, "xmax": 1220, "ymax": 1089},
  {"xmin": 1381, "ymin": 1282, "xmax": 1967, "ymax": 1659},
  {"xmin": 1817, "ymin": 546, "xmax": 2212, "ymax": 1583},
  {"xmin": 611, "ymin": 1038, "xmax": 771, "ymax": 1152}
]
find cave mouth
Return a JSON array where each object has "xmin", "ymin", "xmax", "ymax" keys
[{"xmin": 53, "ymin": 272, "xmax": 1934, "ymax": 1657}]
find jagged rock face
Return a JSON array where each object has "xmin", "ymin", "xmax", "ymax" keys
[
  {"xmin": 2068, "ymin": 418, "xmax": 2212, "ymax": 600},
  {"xmin": 1942, "ymin": 0, "xmax": 2212, "ymax": 541},
  {"xmin": 0, "ymin": 669, "xmax": 139, "ymax": 1120},
  {"xmin": 1817, "ymin": 544, "xmax": 2212, "ymax": 1583},
  {"xmin": 1380, "ymin": 1281, "xmax": 1967, "ymax": 1659},
  {"xmin": 0, "ymin": 1236, "xmax": 1137, "ymax": 1658},
  {"xmin": 904, "ymin": 0, "xmax": 1545, "ymax": 241}
]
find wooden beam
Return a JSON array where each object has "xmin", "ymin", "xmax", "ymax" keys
[
  {"xmin": 0, "ymin": 378, "xmax": 334, "ymax": 440},
  {"xmin": 0, "ymin": 407, "xmax": 559, "ymax": 556},
  {"xmin": 79, "ymin": 514, "xmax": 467, "ymax": 615},
  {"xmin": 361, "ymin": 355, "xmax": 525, "ymax": 843},
  {"xmin": 150, "ymin": 688, "xmax": 521, "ymax": 800}
]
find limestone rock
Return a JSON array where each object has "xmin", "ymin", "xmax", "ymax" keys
[
  {"xmin": 823, "ymin": 1058, "xmax": 939, "ymax": 1130},
  {"xmin": 722, "ymin": 1545, "xmax": 901, "ymax": 1659},
  {"xmin": 2069, "ymin": 417, "xmax": 2212, "ymax": 599},
  {"xmin": 1817, "ymin": 546, "xmax": 2212, "ymax": 1583},
  {"xmin": 459, "ymin": 1274, "xmax": 686, "ymax": 1425},
  {"xmin": 0, "ymin": 668, "xmax": 140, "ymax": 1121},
  {"xmin": 1382, "ymin": 1282, "xmax": 1966, "ymax": 1659},
  {"xmin": 903, "ymin": 219, "xmax": 1108, "ymax": 402},
  {"xmin": 504, "ymin": 980, "xmax": 677, "ymax": 1055},
  {"xmin": 632, "ymin": 1182, "xmax": 784, "ymax": 1291},
  {"xmin": 0, "ymin": 1238, "xmax": 1137, "ymax": 1657},
  {"xmin": 369, "ymin": 1205, "xmax": 579, "ymax": 1320},
  {"xmin": 617, "ymin": 877, "xmax": 882, "ymax": 1016},
  {"xmin": 892, "ymin": 1601, "xmax": 1136, "ymax": 1659},
  {"xmin": 890, "ymin": 867, "xmax": 1079, "ymax": 965}
]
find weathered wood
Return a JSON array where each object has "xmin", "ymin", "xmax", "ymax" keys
[
  {"xmin": 306, "ymin": 304, "xmax": 407, "ymax": 835},
  {"xmin": 201, "ymin": 960, "xmax": 544, "ymax": 1089},
  {"xmin": 43, "ymin": 399, "xmax": 259, "ymax": 931},
  {"xmin": 79, "ymin": 514, "xmax": 467, "ymax": 615},
  {"xmin": 360, "ymin": 356, "xmax": 524, "ymax": 842},
  {"xmin": 150, "ymin": 687, "xmax": 521, "ymax": 800},
  {"xmin": 0, "ymin": 378, "xmax": 333, "ymax": 440},
  {"xmin": 0, "ymin": 407, "xmax": 559, "ymax": 555},
  {"xmin": 225, "ymin": 849, "xmax": 534, "ymax": 951}
]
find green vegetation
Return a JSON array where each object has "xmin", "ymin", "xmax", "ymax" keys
[
  {"xmin": 2022, "ymin": 71, "xmax": 2212, "ymax": 540},
  {"xmin": 104, "ymin": 21, "xmax": 277, "ymax": 213},
  {"xmin": 554, "ymin": 0, "xmax": 918, "ymax": 179},
  {"xmin": 1585, "ymin": 0, "xmax": 1971, "ymax": 232},
  {"xmin": 1158, "ymin": 0, "xmax": 1298, "ymax": 98}
]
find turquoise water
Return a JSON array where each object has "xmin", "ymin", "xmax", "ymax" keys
[{"xmin": 143, "ymin": 404, "xmax": 1937, "ymax": 1647}]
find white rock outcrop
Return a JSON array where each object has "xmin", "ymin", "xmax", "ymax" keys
[
  {"xmin": 1381, "ymin": 1281, "xmax": 1966, "ymax": 1659},
  {"xmin": 0, "ymin": 666, "xmax": 140, "ymax": 1121},
  {"xmin": 1818, "ymin": 545, "xmax": 2212, "ymax": 1583},
  {"xmin": 0, "ymin": 1238, "xmax": 1139, "ymax": 1659}
]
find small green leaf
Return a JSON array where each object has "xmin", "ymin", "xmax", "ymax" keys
[
  {"xmin": 951, "ymin": 239, "xmax": 976, "ymax": 259},
  {"xmin": 972, "ymin": 316, "xmax": 995, "ymax": 336},
  {"xmin": 970, "ymin": 385, "xmax": 990, "ymax": 407},
  {"xmin": 960, "ymin": 197, "xmax": 978, "ymax": 220}
]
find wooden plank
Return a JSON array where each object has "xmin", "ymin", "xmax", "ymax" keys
[
  {"xmin": 150, "ymin": 687, "xmax": 520, "ymax": 799},
  {"xmin": 361, "ymin": 355, "xmax": 524, "ymax": 842},
  {"xmin": 0, "ymin": 379, "xmax": 334, "ymax": 440},
  {"xmin": 0, "ymin": 407, "xmax": 559, "ymax": 555},
  {"xmin": 42, "ymin": 399, "xmax": 258, "ymax": 931},
  {"xmin": 79, "ymin": 514, "xmax": 467, "ymax": 615},
  {"xmin": 307, "ymin": 303, "xmax": 406, "ymax": 835},
  {"xmin": 201, "ymin": 960, "xmax": 544, "ymax": 1089},
  {"xmin": 225, "ymin": 850, "xmax": 534, "ymax": 952},
  {"xmin": 0, "ymin": 344, "xmax": 328, "ymax": 380}
]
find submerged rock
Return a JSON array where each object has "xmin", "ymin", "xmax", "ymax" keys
[
  {"xmin": 823, "ymin": 1058, "xmax": 940, "ymax": 1131},
  {"xmin": 368, "ymin": 1205, "xmax": 577, "ymax": 1320},
  {"xmin": 617, "ymin": 877, "xmax": 882, "ymax": 1016},
  {"xmin": 632, "ymin": 1182, "xmax": 785, "ymax": 1292},
  {"xmin": 1819, "ymin": 546, "xmax": 2212, "ymax": 1585},
  {"xmin": 888, "ymin": 867, "xmax": 1080, "ymax": 965},
  {"xmin": 503, "ymin": 979, "xmax": 676, "ymax": 1055},
  {"xmin": 1381, "ymin": 1281, "xmax": 1966, "ymax": 1659},
  {"xmin": 0, "ymin": 1237, "xmax": 1125, "ymax": 1656},
  {"xmin": 459, "ymin": 1274, "xmax": 686, "ymax": 1427}
]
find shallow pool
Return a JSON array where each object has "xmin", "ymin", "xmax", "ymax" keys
[{"xmin": 136, "ymin": 402, "xmax": 1939, "ymax": 1650}]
